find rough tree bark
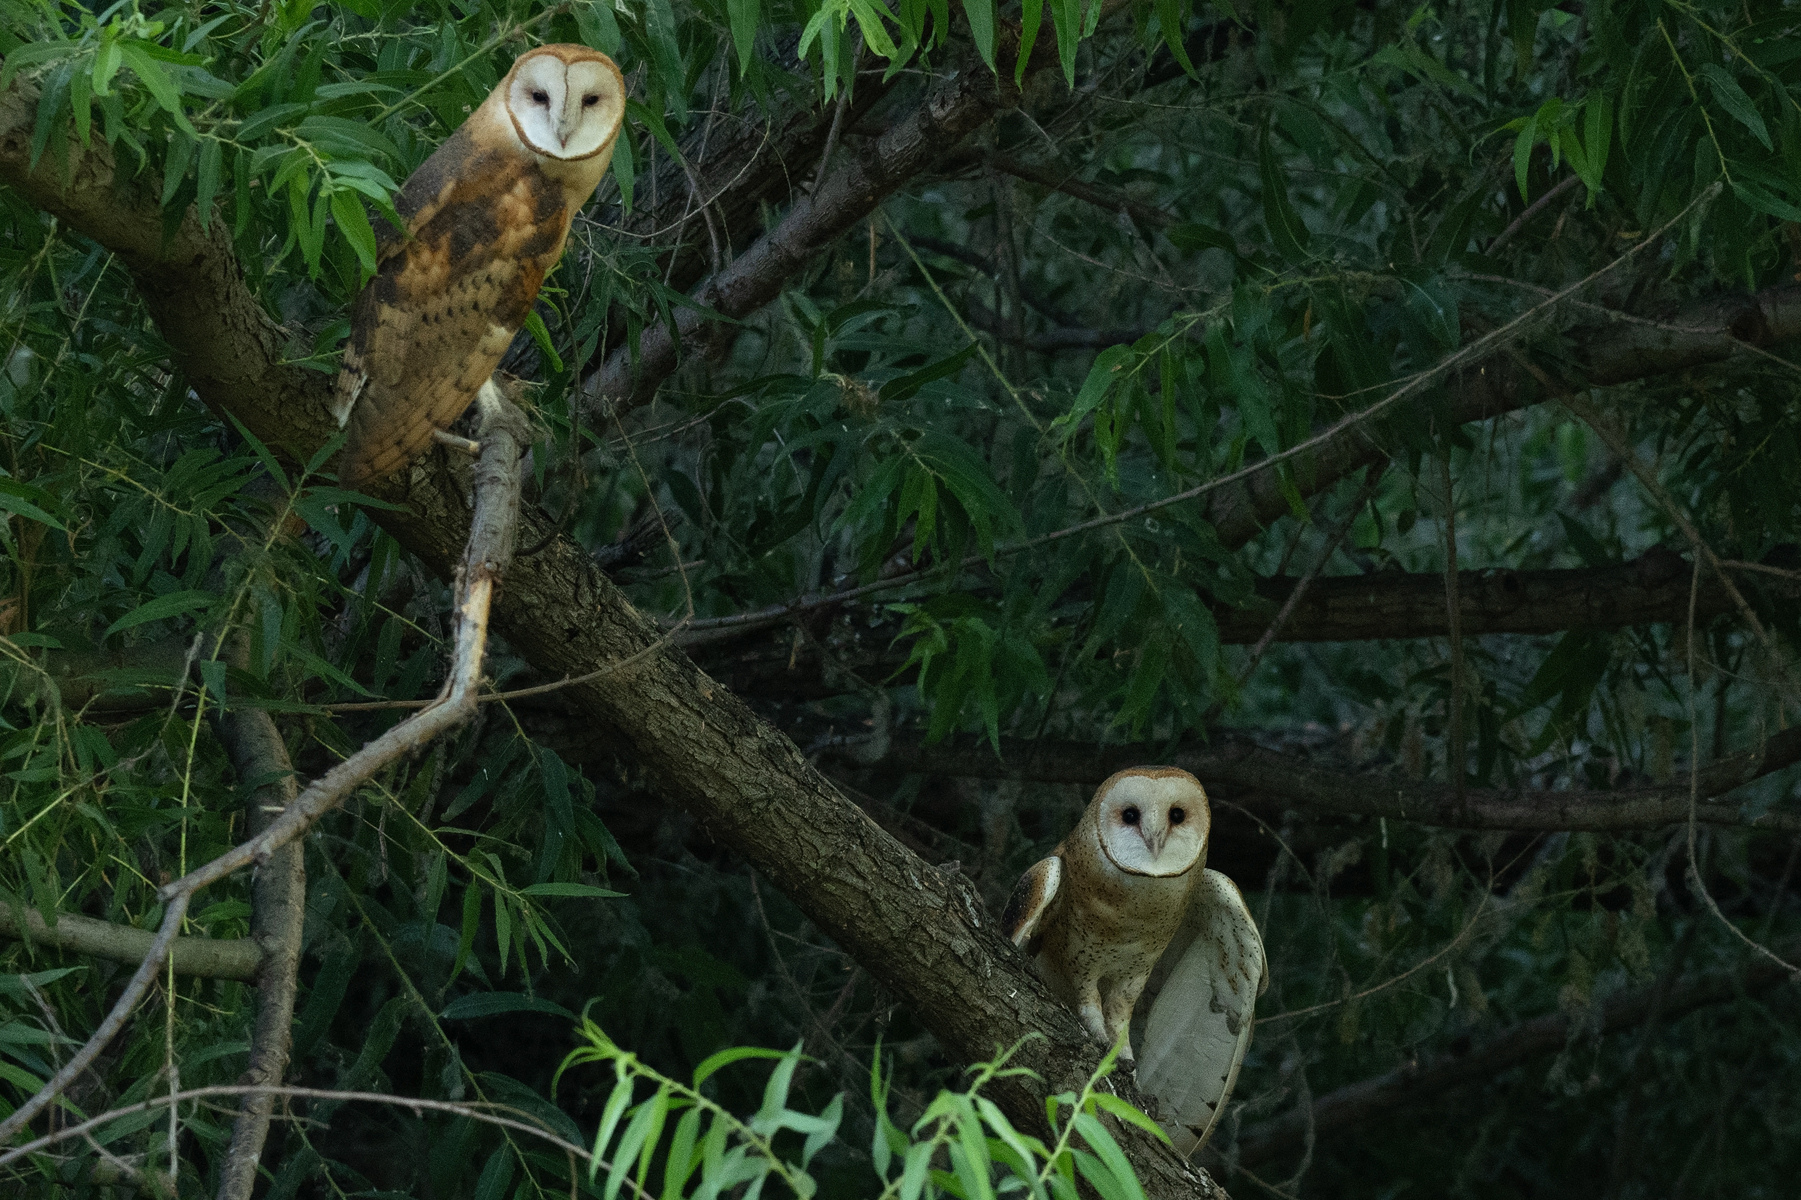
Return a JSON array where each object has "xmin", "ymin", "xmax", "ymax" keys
[
  {"xmin": 6, "ymin": 54, "xmax": 1800, "ymax": 1196},
  {"xmin": 0, "ymin": 72, "xmax": 1219, "ymax": 1198}
]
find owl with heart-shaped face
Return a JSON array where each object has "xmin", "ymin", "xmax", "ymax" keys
[
  {"xmin": 331, "ymin": 44, "xmax": 625, "ymax": 487},
  {"xmin": 1002, "ymin": 767, "xmax": 1266, "ymax": 1156}
]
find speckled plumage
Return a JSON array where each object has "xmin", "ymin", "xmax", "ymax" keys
[
  {"xmin": 1003, "ymin": 767, "xmax": 1266, "ymax": 1157},
  {"xmin": 332, "ymin": 44, "xmax": 624, "ymax": 487}
]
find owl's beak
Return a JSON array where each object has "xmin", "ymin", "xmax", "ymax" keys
[{"xmin": 1144, "ymin": 824, "xmax": 1168, "ymax": 860}]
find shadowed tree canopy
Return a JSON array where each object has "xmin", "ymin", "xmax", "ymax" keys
[{"xmin": 1, "ymin": 0, "xmax": 1799, "ymax": 1197}]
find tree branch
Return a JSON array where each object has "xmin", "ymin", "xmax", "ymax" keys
[
  {"xmin": 578, "ymin": 10, "xmax": 1124, "ymax": 416},
  {"xmin": 686, "ymin": 548, "xmax": 1785, "ymax": 703},
  {"xmin": 1202, "ymin": 283, "xmax": 1801, "ymax": 551},
  {"xmin": 213, "ymin": 697, "xmax": 306, "ymax": 1200},
  {"xmin": 0, "ymin": 907, "xmax": 259, "ymax": 980},
  {"xmin": 1226, "ymin": 936, "xmax": 1801, "ymax": 1166},
  {"xmin": 8, "ymin": 62, "xmax": 1797, "ymax": 1197},
  {"xmin": 0, "ymin": 75, "xmax": 1225, "ymax": 1197},
  {"xmin": 868, "ymin": 730, "xmax": 1801, "ymax": 833}
]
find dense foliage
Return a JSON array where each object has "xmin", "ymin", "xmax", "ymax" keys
[{"xmin": 2, "ymin": 0, "xmax": 1799, "ymax": 1196}]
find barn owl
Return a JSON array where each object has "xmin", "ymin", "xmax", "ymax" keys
[
  {"xmin": 331, "ymin": 45, "xmax": 625, "ymax": 487},
  {"xmin": 1002, "ymin": 767, "xmax": 1266, "ymax": 1156}
]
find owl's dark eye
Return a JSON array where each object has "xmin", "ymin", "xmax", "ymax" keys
[
  {"xmin": 582, "ymin": 94, "xmax": 599, "ymax": 107},
  {"xmin": 1121, "ymin": 806, "xmax": 1140, "ymax": 826},
  {"xmin": 1170, "ymin": 807, "xmax": 1186, "ymax": 825},
  {"xmin": 531, "ymin": 90, "xmax": 549, "ymax": 104}
]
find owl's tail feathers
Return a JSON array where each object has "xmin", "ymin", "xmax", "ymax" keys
[
  {"xmin": 329, "ymin": 369, "xmax": 365, "ymax": 428},
  {"xmin": 1135, "ymin": 868, "xmax": 1267, "ymax": 1158}
]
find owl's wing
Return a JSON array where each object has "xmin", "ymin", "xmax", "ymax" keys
[
  {"xmin": 1001, "ymin": 856, "xmax": 1061, "ymax": 948},
  {"xmin": 1135, "ymin": 868, "xmax": 1266, "ymax": 1157},
  {"xmin": 333, "ymin": 139, "xmax": 565, "ymax": 487}
]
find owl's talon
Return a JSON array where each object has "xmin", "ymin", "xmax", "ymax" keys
[{"xmin": 432, "ymin": 428, "xmax": 482, "ymax": 456}]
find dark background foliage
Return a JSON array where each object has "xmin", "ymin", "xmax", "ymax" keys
[{"xmin": 2, "ymin": 0, "xmax": 1799, "ymax": 1196}]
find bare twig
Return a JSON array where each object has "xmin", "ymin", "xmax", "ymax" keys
[
  {"xmin": 0, "ymin": 1085, "xmax": 621, "ymax": 1190},
  {"xmin": 1440, "ymin": 450, "xmax": 1466, "ymax": 799},
  {"xmin": 0, "ymin": 893, "xmax": 191, "ymax": 1145},
  {"xmin": 155, "ymin": 395, "xmax": 527, "ymax": 904},
  {"xmin": 214, "ymin": 694, "xmax": 306, "ymax": 1200},
  {"xmin": 1486, "ymin": 173, "xmax": 1582, "ymax": 255},
  {"xmin": 0, "ymin": 390, "xmax": 530, "ymax": 1149},
  {"xmin": 0, "ymin": 907, "xmax": 260, "ymax": 980},
  {"xmin": 1682, "ymin": 557, "xmax": 1801, "ymax": 977},
  {"xmin": 1551, "ymin": 382, "xmax": 1775, "ymax": 656}
]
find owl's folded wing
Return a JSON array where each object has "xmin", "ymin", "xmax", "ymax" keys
[
  {"xmin": 1135, "ymin": 868, "xmax": 1266, "ymax": 1157},
  {"xmin": 1001, "ymin": 856, "xmax": 1061, "ymax": 949}
]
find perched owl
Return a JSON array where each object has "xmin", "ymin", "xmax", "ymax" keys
[
  {"xmin": 331, "ymin": 45, "xmax": 625, "ymax": 487},
  {"xmin": 1002, "ymin": 767, "xmax": 1267, "ymax": 1156}
]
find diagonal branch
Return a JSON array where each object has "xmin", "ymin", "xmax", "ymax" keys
[
  {"xmin": 8, "ymin": 64, "xmax": 1800, "ymax": 1198},
  {"xmin": 0, "ymin": 74, "xmax": 1222, "ymax": 1198},
  {"xmin": 578, "ymin": 10, "xmax": 1125, "ymax": 416},
  {"xmin": 868, "ymin": 730, "xmax": 1801, "ymax": 834}
]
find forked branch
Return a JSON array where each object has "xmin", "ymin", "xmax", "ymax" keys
[{"xmin": 0, "ymin": 394, "xmax": 528, "ymax": 1148}]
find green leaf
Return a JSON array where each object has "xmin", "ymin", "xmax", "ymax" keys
[
  {"xmin": 1068, "ymin": 1144, "xmax": 1139, "ymax": 1200},
  {"xmin": 1732, "ymin": 179, "xmax": 1801, "ymax": 222},
  {"xmin": 161, "ymin": 129, "xmax": 195, "ymax": 207},
  {"xmin": 1052, "ymin": 0, "xmax": 1080, "ymax": 87},
  {"xmin": 693, "ymin": 1044, "xmax": 791, "ymax": 1089},
  {"xmin": 642, "ymin": 0, "xmax": 688, "ymax": 122},
  {"xmin": 1089, "ymin": 1093, "xmax": 1171, "ymax": 1145},
  {"xmin": 1583, "ymin": 92, "xmax": 1613, "ymax": 192},
  {"xmin": 880, "ymin": 341, "xmax": 980, "ymax": 404},
  {"xmin": 522, "ymin": 309, "xmax": 564, "ymax": 371},
  {"xmin": 472, "ymin": 1146, "xmax": 515, "ymax": 1200},
  {"xmin": 728, "ymin": 0, "xmax": 761, "ymax": 75},
  {"xmin": 519, "ymin": 882, "xmax": 626, "ymax": 899},
  {"xmin": 91, "ymin": 39, "xmax": 123, "ymax": 96},
  {"xmin": 1015, "ymin": 0, "xmax": 1045, "ymax": 85},
  {"xmin": 120, "ymin": 45, "xmax": 189, "ymax": 124},
  {"xmin": 69, "ymin": 64, "xmax": 91, "ymax": 146},
  {"xmin": 1513, "ymin": 104, "xmax": 1541, "ymax": 200},
  {"xmin": 1058, "ymin": 344, "xmax": 1136, "ymax": 433},
  {"xmin": 0, "ymin": 41, "xmax": 78, "ymax": 92},
  {"xmin": 0, "ymin": 487, "xmax": 65, "ymax": 531},
  {"xmin": 590, "ymin": 1072, "xmax": 637, "ymax": 1180},
  {"xmin": 441, "ymin": 992, "xmax": 577, "ymax": 1021},
  {"xmin": 330, "ymin": 188, "xmax": 379, "ymax": 274},
  {"xmin": 1699, "ymin": 63, "xmax": 1771, "ymax": 151},
  {"xmin": 962, "ymin": 0, "xmax": 997, "ymax": 72},
  {"xmin": 1155, "ymin": 0, "xmax": 1197, "ymax": 80},
  {"xmin": 1258, "ymin": 123, "xmax": 1310, "ymax": 261},
  {"xmin": 453, "ymin": 884, "xmax": 482, "ymax": 980},
  {"xmin": 613, "ymin": 126, "xmax": 635, "ymax": 212},
  {"xmin": 195, "ymin": 137, "xmax": 222, "ymax": 228},
  {"xmin": 294, "ymin": 115, "xmax": 400, "ymax": 165},
  {"xmin": 606, "ymin": 1093, "xmax": 664, "ymax": 1200},
  {"xmin": 103, "ymin": 590, "xmax": 213, "ymax": 639}
]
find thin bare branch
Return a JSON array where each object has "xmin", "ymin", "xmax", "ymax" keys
[
  {"xmin": 866, "ymin": 730, "xmax": 1801, "ymax": 833},
  {"xmin": 0, "ymin": 907, "xmax": 260, "ymax": 980},
  {"xmin": 213, "ymin": 692, "xmax": 306, "ymax": 1200}
]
